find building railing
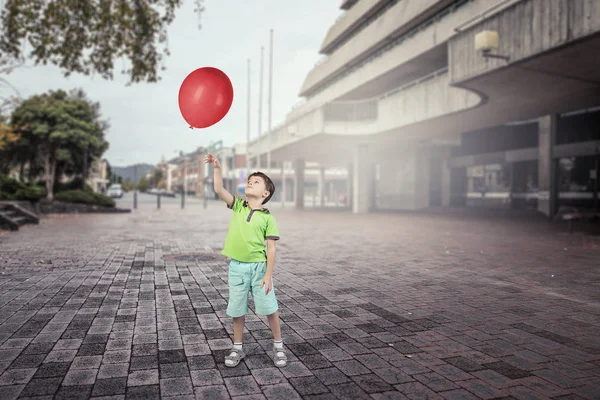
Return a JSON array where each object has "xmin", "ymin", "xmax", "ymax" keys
[
  {"xmin": 324, "ymin": 100, "xmax": 378, "ymax": 121},
  {"xmin": 323, "ymin": 66, "xmax": 448, "ymax": 122},
  {"xmin": 453, "ymin": 0, "xmax": 516, "ymax": 32},
  {"xmin": 304, "ymin": 0, "xmax": 471, "ymax": 98}
]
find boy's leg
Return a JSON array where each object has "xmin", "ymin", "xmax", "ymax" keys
[
  {"xmin": 233, "ymin": 316, "xmax": 245, "ymax": 343},
  {"xmin": 266, "ymin": 311, "xmax": 281, "ymax": 341},
  {"xmin": 225, "ymin": 260, "xmax": 250, "ymax": 367},
  {"xmin": 267, "ymin": 311, "xmax": 287, "ymax": 367}
]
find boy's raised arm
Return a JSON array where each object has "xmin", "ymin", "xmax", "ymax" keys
[{"xmin": 203, "ymin": 153, "xmax": 234, "ymax": 207}]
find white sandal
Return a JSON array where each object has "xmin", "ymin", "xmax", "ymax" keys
[
  {"xmin": 225, "ymin": 347, "xmax": 246, "ymax": 367},
  {"xmin": 273, "ymin": 344, "xmax": 287, "ymax": 367}
]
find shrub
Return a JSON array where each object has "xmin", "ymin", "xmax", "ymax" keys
[
  {"xmin": 0, "ymin": 175, "xmax": 45, "ymax": 201},
  {"xmin": 54, "ymin": 190, "xmax": 115, "ymax": 207},
  {"xmin": 54, "ymin": 178, "xmax": 95, "ymax": 194}
]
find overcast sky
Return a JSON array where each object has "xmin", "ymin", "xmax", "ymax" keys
[{"xmin": 6, "ymin": 1, "xmax": 342, "ymax": 167}]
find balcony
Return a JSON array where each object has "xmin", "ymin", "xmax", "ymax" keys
[
  {"xmin": 288, "ymin": 0, "xmax": 490, "ymax": 123},
  {"xmin": 302, "ymin": 0, "xmax": 475, "ymax": 97}
]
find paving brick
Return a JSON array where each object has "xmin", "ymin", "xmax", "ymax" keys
[
  {"xmin": 91, "ymin": 377, "xmax": 128, "ymax": 396},
  {"xmin": 33, "ymin": 362, "xmax": 71, "ymax": 378},
  {"xmin": 63, "ymin": 368, "xmax": 99, "ymax": 386},
  {"xmin": 97, "ymin": 363, "xmax": 129, "ymax": 379},
  {"xmin": 288, "ymin": 376, "xmax": 329, "ymax": 395},
  {"xmin": 224, "ymin": 375, "xmax": 261, "ymax": 396},
  {"xmin": 54, "ymin": 385, "xmax": 93, "ymax": 399},
  {"xmin": 193, "ymin": 384, "xmax": 230, "ymax": 399},
  {"xmin": 0, "ymin": 368, "xmax": 36, "ymax": 385},
  {"xmin": 1, "ymin": 202, "xmax": 599, "ymax": 399},
  {"xmin": 126, "ymin": 384, "xmax": 160, "ymax": 399},
  {"xmin": 160, "ymin": 377, "xmax": 194, "ymax": 396},
  {"xmin": 127, "ymin": 369, "xmax": 159, "ymax": 386},
  {"xmin": 0, "ymin": 384, "xmax": 24, "ymax": 400}
]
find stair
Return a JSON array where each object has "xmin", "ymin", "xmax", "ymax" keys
[{"xmin": 0, "ymin": 202, "xmax": 40, "ymax": 231}]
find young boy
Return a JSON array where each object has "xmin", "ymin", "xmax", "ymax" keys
[{"xmin": 203, "ymin": 153, "xmax": 287, "ymax": 368}]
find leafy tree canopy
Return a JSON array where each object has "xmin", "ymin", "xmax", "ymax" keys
[{"xmin": 0, "ymin": 0, "xmax": 205, "ymax": 83}]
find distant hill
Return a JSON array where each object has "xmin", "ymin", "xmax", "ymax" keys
[{"xmin": 111, "ymin": 163, "xmax": 154, "ymax": 183}]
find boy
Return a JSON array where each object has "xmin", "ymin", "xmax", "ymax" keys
[{"xmin": 203, "ymin": 153, "xmax": 287, "ymax": 368}]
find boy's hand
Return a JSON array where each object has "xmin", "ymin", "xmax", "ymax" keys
[
  {"xmin": 260, "ymin": 275, "xmax": 273, "ymax": 295},
  {"xmin": 203, "ymin": 153, "xmax": 221, "ymax": 169}
]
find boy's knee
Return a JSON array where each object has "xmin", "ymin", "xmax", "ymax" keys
[{"xmin": 233, "ymin": 316, "xmax": 245, "ymax": 322}]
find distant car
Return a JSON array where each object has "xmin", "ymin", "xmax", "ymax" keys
[
  {"xmin": 107, "ymin": 184, "xmax": 124, "ymax": 199},
  {"xmin": 159, "ymin": 189, "xmax": 176, "ymax": 198}
]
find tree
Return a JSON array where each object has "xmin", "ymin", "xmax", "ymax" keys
[
  {"xmin": 0, "ymin": 0, "xmax": 205, "ymax": 84},
  {"xmin": 10, "ymin": 89, "xmax": 109, "ymax": 200},
  {"xmin": 0, "ymin": 120, "xmax": 20, "ymax": 174},
  {"xmin": 137, "ymin": 176, "xmax": 149, "ymax": 192}
]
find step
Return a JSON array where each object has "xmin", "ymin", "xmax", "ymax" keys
[
  {"xmin": 12, "ymin": 216, "xmax": 28, "ymax": 226},
  {"xmin": 0, "ymin": 213, "xmax": 19, "ymax": 231}
]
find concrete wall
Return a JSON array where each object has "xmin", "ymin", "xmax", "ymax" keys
[
  {"xmin": 323, "ymin": 72, "xmax": 480, "ymax": 135},
  {"xmin": 302, "ymin": 0, "xmax": 453, "ymax": 95},
  {"xmin": 449, "ymin": 0, "xmax": 600, "ymax": 83},
  {"xmin": 289, "ymin": 0, "xmax": 490, "ymax": 121}
]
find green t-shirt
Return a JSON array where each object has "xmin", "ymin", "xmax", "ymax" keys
[{"xmin": 220, "ymin": 197, "xmax": 280, "ymax": 262}]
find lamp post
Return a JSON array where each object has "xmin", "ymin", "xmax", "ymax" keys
[{"xmin": 133, "ymin": 164, "xmax": 138, "ymax": 209}]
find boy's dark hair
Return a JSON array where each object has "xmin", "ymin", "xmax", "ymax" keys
[{"xmin": 249, "ymin": 172, "xmax": 275, "ymax": 204}]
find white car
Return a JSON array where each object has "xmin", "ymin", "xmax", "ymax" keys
[{"xmin": 107, "ymin": 184, "xmax": 124, "ymax": 198}]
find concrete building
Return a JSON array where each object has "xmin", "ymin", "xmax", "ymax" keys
[
  {"xmin": 248, "ymin": 0, "xmax": 600, "ymax": 216},
  {"xmin": 87, "ymin": 158, "xmax": 110, "ymax": 194}
]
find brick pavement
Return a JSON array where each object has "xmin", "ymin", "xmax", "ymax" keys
[{"xmin": 0, "ymin": 201, "xmax": 598, "ymax": 400}]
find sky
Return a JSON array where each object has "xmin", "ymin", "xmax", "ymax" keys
[{"xmin": 5, "ymin": 1, "xmax": 342, "ymax": 167}]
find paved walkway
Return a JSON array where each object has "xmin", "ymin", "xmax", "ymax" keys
[{"xmin": 0, "ymin": 201, "xmax": 598, "ymax": 400}]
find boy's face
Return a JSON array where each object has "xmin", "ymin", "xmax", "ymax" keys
[{"xmin": 245, "ymin": 175, "xmax": 269, "ymax": 200}]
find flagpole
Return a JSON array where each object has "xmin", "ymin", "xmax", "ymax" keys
[
  {"xmin": 246, "ymin": 58, "xmax": 251, "ymax": 173},
  {"xmin": 257, "ymin": 46, "xmax": 264, "ymax": 169},
  {"xmin": 267, "ymin": 29, "xmax": 273, "ymax": 172}
]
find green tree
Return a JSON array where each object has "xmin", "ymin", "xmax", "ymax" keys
[
  {"xmin": 137, "ymin": 176, "xmax": 149, "ymax": 192},
  {"xmin": 10, "ymin": 89, "xmax": 109, "ymax": 200},
  {"xmin": 1, "ymin": 0, "xmax": 205, "ymax": 84}
]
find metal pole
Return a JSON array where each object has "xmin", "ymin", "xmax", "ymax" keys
[
  {"xmin": 594, "ymin": 155, "xmax": 599, "ymax": 212},
  {"xmin": 281, "ymin": 163, "xmax": 285, "ymax": 208},
  {"xmin": 232, "ymin": 147, "xmax": 237, "ymax": 196},
  {"xmin": 267, "ymin": 29, "xmax": 273, "ymax": 172},
  {"xmin": 182, "ymin": 160, "xmax": 186, "ymax": 209},
  {"xmin": 246, "ymin": 59, "xmax": 251, "ymax": 173},
  {"xmin": 258, "ymin": 46, "xmax": 264, "ymax": 169},
  {"xmin": 157, "ymin": 193, "xmax": 161, "ymax": 209},
  {"xmin": 133, "ymin": 164, "xmax": 137, "ymax": 209}
]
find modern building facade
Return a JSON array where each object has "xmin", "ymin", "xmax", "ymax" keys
[{"xmin": 247, "ymin": 0, "xmax": 600, "ymax": 216}]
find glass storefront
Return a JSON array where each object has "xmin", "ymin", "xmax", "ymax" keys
[
  {"xmin": 557, "ymin": 155, "xmax": 599, "ymax": 209},
  {"xmin": 466, "ymin": 163, "xmax": 512, "ymax": 208}
]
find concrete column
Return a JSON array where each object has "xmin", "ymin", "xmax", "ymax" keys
[
  {"xmin": 538, "ymin": 114, "xmax": 558, "ymax": 217},
  {"xmin": 346, "ymin": 163, "xmax": 353, "ymax": 209},
  {"xmin": 352, "ymin": 144, "xmax": 374, "ymax": 213},
  {"xmin": 319, "ymin": 167, "xmax": 326, "ymax": 207},
  {"xmin": 294, "ymin": 159, "xmax": 305, "ymax": 209},
  {"xmin": 414, "ymin": 148, "xmax": 430, "ymax": 209},
  {"xmin": 441, "ymin": 158, "xmax": 451, "ymax": 207}
]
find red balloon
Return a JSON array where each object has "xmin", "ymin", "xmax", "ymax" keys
[{"xmin": 178, "ymin": 67, "xmax": 234, "ymax": 128}]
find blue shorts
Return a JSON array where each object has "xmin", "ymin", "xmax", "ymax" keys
[{"xmin": 226, "ymin": 259, "xmax": 279, "ymax": 318}]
